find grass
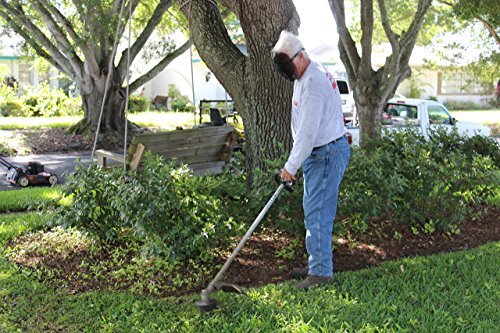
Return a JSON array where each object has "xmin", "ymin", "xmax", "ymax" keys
[
  {"xmin": 0, "ymin": 111, "xmax": 242, "ymax": 131},
  {"xmin": 0, "ymin": 112, "xmax": 211, "ymax": 131},
  {"xmin": 0, "ymin": 187, "xmax": 62, "ymax": 213},
  {"xmin": 128, "ymin": 111, "xmax": 210, "ymax": 130},
  {"xmin": 0, "ymin": 116, "xmax": 81, "ymax": 130},
  {"xmin": 0, "ymin": 208, "xmax": 498, "ymax": 332},
  {"xmin": 0, "ymin": 212, "xmax": 49, "ymax": 243}
]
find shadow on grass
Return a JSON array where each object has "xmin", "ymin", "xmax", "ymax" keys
[{"xmin": 1, "ymin": 242, "xmax": 498, "ymax": 332}]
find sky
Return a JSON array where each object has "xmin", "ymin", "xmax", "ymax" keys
[{"xmin": 293, "ymin": 0, "xmax": 338, "ymax": 49}]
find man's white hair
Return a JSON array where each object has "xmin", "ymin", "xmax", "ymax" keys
[{"xmin": 272, "ymin": 30, "xmax": 304, "ymax": 57}]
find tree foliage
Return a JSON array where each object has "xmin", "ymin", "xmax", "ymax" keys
[
  {"xmin": 0, "ymin": 0, "xmax": 190, "ymax": 136},
  {"xmin": 328, "ymin": 0, "xmax": 433, "ymax": 144}
]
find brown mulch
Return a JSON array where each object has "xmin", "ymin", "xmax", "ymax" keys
[
  {"xmin": 1, "ymin": 128, "xmax": 124, "ymax": 156},
  {"xmin": 221, "ymin": 205, "xmax": 500, "ymax": 289},
  {"xmin": 23, "ymin": 129, "xmax": 95, "ymax": 153},
  {"xmin": 6, "ymin": 206, "xmax": 499, "ymax": 298}
]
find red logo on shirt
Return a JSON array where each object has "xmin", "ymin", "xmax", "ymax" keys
[
  {"xmin": 326, "ymin": 72, "xmax": 337, "ymax": 90},
  {"xmin": 293, "ymin": 100, "xmax": 299, "ymax": 107}
]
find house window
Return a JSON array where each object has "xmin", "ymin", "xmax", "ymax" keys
[{"xmin": 438, "ymin": 72, "xmax": 486, "ymax": 95}]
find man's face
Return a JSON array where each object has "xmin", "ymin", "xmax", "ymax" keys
[{"xmin": 273, "ymin": 48, "xmax": 303, "ymax": 81}]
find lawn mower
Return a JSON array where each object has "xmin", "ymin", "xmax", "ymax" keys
[
  {"xmin": 0, "ymin": 157, "xmax": 58, "ymax": 187},
  {"xmin": 196, "ymin": 171, "xmax": 297, "ymax": 313}
]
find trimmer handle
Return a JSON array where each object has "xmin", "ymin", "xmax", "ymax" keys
[{"xmin": 274, "ymin": 170, "xmax": 298, "ymax": 192}]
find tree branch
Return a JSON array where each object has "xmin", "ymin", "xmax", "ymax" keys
[
  {"xmin": 128, "ymin": 40, "xmax": 191, "ymax": 93},
  {"xmin": 400, "ymin": 0, "xmax": 433, "ymax": 50},
  {"xmin": 476, "ymin": 16, "xmax": 500, "ymax": 45},
  {"xmin": 328, "ymin": 0, "xmax": 361, "ymax": 77},
  {"xmin": 118, "ymin": 0, "xmax": 173, "ymax": 78},
  {"xmin": 360, "ymin": 0, "xmax": 374, "ymax": 71},
  {"xmin": 114, "ymin": 0, "xmax": 141, "ymax": 53},
  {"xmin": 0, "ymin": 9, "xmax": 67, "ymax": 76},
  {"xmin": 0, "ymin": 0, "xmax": 78, "ymax": 78},
  {"xmin": 377, "ymin": 0, "xmax": 399, "ymax": 48},
  {"xmin": 36, "ymin": 0, "xmax": 100, "ymax": 77},
  {"xmin": 180, "ymin": 0, "xmax": 246, "ymax": 98},
  {"xmin": 28, "ymin": 0, "xmax": 84, "ymax": 76}
]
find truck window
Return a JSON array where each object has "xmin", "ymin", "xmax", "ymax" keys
[
  {"xmin": 337, "ymin": 80, "xmax": 349, "ymax": 94},
  {"xmin": 428, "ymin": 106, "xmax": 452, "ymax": 125},
  {"xmin": 383, "ymin": 104, "xmax": 418, "ymax": 126}
]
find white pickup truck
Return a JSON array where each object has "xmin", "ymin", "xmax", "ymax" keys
[{"xmin": 346, "ymin": 98, "xmax": 492, "ymax": 146}]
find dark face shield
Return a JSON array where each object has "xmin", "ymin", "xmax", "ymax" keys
[{"xmin": 273, "ymin": 49, "xmax": 303, "ymax": 81}]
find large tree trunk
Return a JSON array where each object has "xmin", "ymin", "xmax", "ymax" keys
[
  {"xmin": 353, "ymin": 74, "xmax": 385, "ymax": 141},
  {"xmin": 185, "ymin": 0, "xmax": 300, "ymax": 186},
  {"xmin": 69, "ymin": 69, "xmax": 134, "ymax": 145}
]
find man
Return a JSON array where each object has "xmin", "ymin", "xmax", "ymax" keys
[{"xmin": 272, "ymin": 31, "xmax": 350, "ymax": 289}]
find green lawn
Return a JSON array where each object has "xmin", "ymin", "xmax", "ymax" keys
[
  {"xmin": 0, "ymin": 208, "xmax": 498, "ymax": 332},
  {"xmin": 0, "ymin": 116, "xmax": 81, "ymax": 130},
  {"xmin": 0, "ymin": 187, "xmax": 62, "ymax": 213},
  {"xmin": 0, "ymin": 112, "xmax": 212, "ymax": 131},
  {"xmin": 0, "ymin": 111, "xmax": 242, "ymax": 132}
]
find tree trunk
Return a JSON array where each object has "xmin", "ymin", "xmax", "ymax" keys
[
  {"xmin": 69, "ymin": 69, "xmax": 134, "ymax": 146},
  {"xmin": 353, "ymin": 76, "xmax": 384, "ymax": 142},
  {"xmin": 185, "ymin": 0, "xmax": 300, "ymax": 186}
]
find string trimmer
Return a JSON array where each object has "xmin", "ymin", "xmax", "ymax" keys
[{"xmin": 196, "ymin": 171, "xmax": 297, "ymax": 312}]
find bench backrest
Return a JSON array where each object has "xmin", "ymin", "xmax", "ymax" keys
[{"xmin": 128, "ymin": 126, "xmax": 236, "ymax": 175}]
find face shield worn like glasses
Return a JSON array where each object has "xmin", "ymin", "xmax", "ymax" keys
[{"xmin": 273, "ymin": 48, "xmax": 304, "ymax": 81}]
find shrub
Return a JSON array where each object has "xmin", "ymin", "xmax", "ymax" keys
[
  {"xmin": 51, "ymin": 153, "xmax": 246, "ymax": 261},
  {"xmin": 0, "ymin": 83, "xmax": 83, "ymax": 117},
  {"xmin": 0, "ymin": 85, "xmax": 28, "ymax": 117},
  {"xmin": 167, "ymin": 84, "xmax": 194, "ymax": 112},
  {"xmin": 128, "ymin": 95, "xmax": 150, "ymax": 113},
  {"xmin": 23, "ymin": 83, "xmax": 68, "ymax": 117},
  {"xmin": 443, "ymin": 100, "xmax": 489, "ymax": 111},
  {"xmin": 49, "ymin": 129, "xmax": 498, "ymax": 259},
  {"xmin": 0, "ymin": 100, "xmax": 28, "ymax": 117},
  {"xmin": 338, "ymin": 128, "xmax": 499, "ymax": 233},
  {"xmin": 59, "ymin": 96, "xmax": 83, "ymax": 116},
  {"xmin": 170, "ymin": 95, "xmax": 194, "ymax": 112}
]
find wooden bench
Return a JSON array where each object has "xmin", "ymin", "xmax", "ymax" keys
[{"xmin": 96, "ymin": 126, "xmax": 237, "ymax": 175}]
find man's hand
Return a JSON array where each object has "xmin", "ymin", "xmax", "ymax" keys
[{"xmin": 281, "ymin": 168, "xmax": 296, "ymax": 182}]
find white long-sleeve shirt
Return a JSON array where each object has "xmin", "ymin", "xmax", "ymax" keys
[{"xmin": 284, "ymin": 60, "xmax": 346, "ymax": 175}]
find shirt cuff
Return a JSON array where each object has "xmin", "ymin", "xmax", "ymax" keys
[{"xmin": 284, "ymin": 160, "xmax": 299, "ymax": 176}]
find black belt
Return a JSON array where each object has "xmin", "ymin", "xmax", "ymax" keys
[{"xmin": 312, "ymin": 135, "xmax": 346, "ymax": 152}]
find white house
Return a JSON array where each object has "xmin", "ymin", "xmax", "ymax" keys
[{"xmin": 307, "ymin": 43, "xmax": 495, "ymax": 106}]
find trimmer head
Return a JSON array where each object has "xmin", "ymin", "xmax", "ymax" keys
[
  {"xmin": 196, "ymin": 289, "xmax": 217, "ymax": 312},
  {"xmin": 196, "ymin": 283, "xmax": 246, "ymax": 313}
]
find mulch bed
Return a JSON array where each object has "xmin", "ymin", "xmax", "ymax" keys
[
  {"xmin": 23, "ymin": 129, "xmax": 95, "ymax": 153},
  {"xmin": 221, "ymin": 205, "xmax": 500, "ymax": 289},
  {"xmin": 6, "ymin": 206, "xmax": 499, "ymax": 298},
  {"xmin": 1, "ymin": 128, "xmax": 123, "ymax": 156}
]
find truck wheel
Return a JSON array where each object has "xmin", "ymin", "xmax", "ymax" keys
[
  {"xmin": 48, "ymin": 175, "xmax": 58, "ymax": 186},
  {"xmin": 18, "ymin": 176, "xmax": 29, "ymax": 187}
]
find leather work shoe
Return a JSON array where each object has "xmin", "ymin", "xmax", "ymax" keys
[
  {"xmin": 291, "ymin": 267, "xmax": 308, "ymax": 280},
  {"xmin": 296, "ymin": 275, "xmax": 332, "ymax": 289}
]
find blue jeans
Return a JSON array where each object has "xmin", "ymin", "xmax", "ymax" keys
[{"xmin": 302, "ymin": 136, "xmax": 350, "ymax": 277}]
